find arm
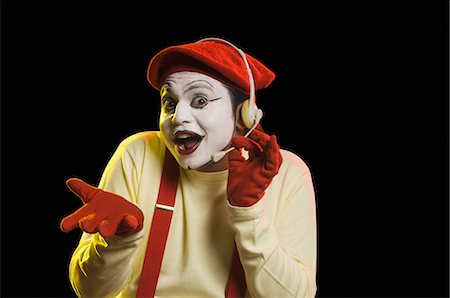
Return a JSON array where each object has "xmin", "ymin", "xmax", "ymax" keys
[
  {"xmin": 227, "ymin": 130, "xmax": 317, "ymax": 297},
  {"xmin": 229, "ymin": 164, "xmax": 317, "ymax": 297},
  {"xmin": 67, "ymin": 142, "xmax": 144, "ymax": 297}
]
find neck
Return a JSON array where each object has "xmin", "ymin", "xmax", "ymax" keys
[{"xmin": 194, "ymin": 156, "xmax": 229, "ymax": 172}]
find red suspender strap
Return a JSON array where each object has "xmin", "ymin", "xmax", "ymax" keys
[
  {"xmin": 136, "ymin": 148, "xmax": 246, "ymax": 297},
  {"xmin": 136, "ymin": 149, "xmax": 179, "ymax": 297},
  {"xmin": 225, "ymin": 244, "xmax": 247, "ymax": 297}
]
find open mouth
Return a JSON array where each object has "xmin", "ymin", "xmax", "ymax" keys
[{"xmin": 173, "ymin": 131, "xmax": 204, "ymax": 155}]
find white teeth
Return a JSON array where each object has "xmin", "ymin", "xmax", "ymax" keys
[{"xmin": 177, "ymin": 133, "xmax": 192, "ymax": 139}]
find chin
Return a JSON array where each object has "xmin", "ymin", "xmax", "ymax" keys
[
  {"xmin": 178, "ymin": 156, "xmax": 210, "ymax": 171},
  {"xmin": 175, "ymin": 145, "xmax": 227, "ymax": 171},
  {"xmin": 190, "ymin": 160, "xmax": 212, "ymax": 170}
]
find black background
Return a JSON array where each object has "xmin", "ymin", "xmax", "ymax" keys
[{"xmin": 1, "ymin": 1, "xmax": 449, "ymax": 297}]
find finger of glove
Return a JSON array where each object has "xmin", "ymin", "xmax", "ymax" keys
[
  {"xmin": 249, "ymin": 129, "xmax": 271, "ymax": 147},
  {"xmin": 254, "ymin": 123, "xmax": 265, "ymax": 133},
  {"xmin": 231, "ymin": 136, "xmax": 263, "ymax": 159},
  {"xmin": 261, "ymin": 135, "xmax": 282, "ymax": 178},
  {"xmin": 66, "ymin": 178, "xmax": 101, "ymax": 203},
  {"xmin": 116, "ymin": 215, "xmax": 140, "ymax": 236},
  {"xmin": 228, "ymin": 145, "xmax": 246, "ymax": 162},
  {"xmin": 79, "ymin": 213, "xmax": 102, "ymax": 234},
  {"xmin": 228, "ymin": 147, "xmax": 246, "ymax": 170},
  {"xmin": 98, "ymin": 214, "xmax": 127, "ymax": 238},
  {"xmin": 60, "ymin": 203, "xmax": 96, "ymax": 233}
]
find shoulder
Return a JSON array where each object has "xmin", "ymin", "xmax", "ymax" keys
[
  {"xmin": 273, "ymin": 149, "xmax": 316, "ymax": 210},
  {"xmin": 118, "ymin": 131, "xmax": 164, "ymax": 151},
  {"xmin": 112, "ymin": 131, "xmax": 166, "ymax": 162},
  {"xmin": 279, "ymin": 149, "xmax": 312, "ymax": 178}
]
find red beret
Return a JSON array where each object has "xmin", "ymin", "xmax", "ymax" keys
[{"xmin": 147, "ymin": 39, "xmax": 276, "ymax": 95}]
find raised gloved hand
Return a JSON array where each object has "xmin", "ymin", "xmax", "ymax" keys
[
  {"xmin": 60, "ymin": 178, "xmax": 144, "ymax": 238},
  {"xmin": 227, "ymin": 128, "xmax": 283, "ymax": 207}
]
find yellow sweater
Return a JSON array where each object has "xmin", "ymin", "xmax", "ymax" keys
[{"xmin": 69, "ymin": 131, "xmax": 317, "ymax": 297}]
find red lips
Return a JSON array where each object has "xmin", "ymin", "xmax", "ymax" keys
[{"xmin": 173, "ymin": 131, "xmax": 204, "ymax": 155}]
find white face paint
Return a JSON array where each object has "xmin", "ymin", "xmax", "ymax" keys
[{"xmin": 159, "ymin": 71, "xmax": 236, "ymax": 171}]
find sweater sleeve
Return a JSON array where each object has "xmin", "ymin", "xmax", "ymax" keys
[
  {"xmin": 69, "ymin": 141, "xmax": 144, "ymax": 297},
  {"xmin": 228, "ymin": 151, "xmax": 317, "ymax": 298}
]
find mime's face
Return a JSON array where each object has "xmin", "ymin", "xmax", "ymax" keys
[{"xmin": 159, "ymin": 71, "xmax": 236, "ymax": 172}]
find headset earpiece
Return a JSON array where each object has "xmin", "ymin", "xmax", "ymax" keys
[{"xmin": 241, "ymin": 99, "xmax": 253, "ymax": 129}]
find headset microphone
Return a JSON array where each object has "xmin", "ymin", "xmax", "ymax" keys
[{"xmin": 195, "ymin": 37, "xmax": 264, "ymax": 163}]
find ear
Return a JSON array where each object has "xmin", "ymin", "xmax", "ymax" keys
[{"xmin": 234, "ymin": 102, "xmax": 247, "ymax": 136}]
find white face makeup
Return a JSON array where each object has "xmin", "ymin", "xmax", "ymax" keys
[{"xmin": 159, "ymin": 71, "xmax": 236, "ymax": 171}]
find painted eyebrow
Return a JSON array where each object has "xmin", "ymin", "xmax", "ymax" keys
[{"xmin": 184, "ymin": 80, "xmax": 215, "ymax": 92}]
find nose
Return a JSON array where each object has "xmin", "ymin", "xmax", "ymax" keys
[{"xmin": 172, "ymin": 100, "xmax": 193, "ymax": 125}]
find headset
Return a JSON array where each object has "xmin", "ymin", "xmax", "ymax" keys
[{"xmin": 195, "ymin": 37, "xmax": 264, "ymax": 162}]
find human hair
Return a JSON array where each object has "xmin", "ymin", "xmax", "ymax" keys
[{"xmin": 224, "ymin": 85, "xmax": 248, "ymax": 116}]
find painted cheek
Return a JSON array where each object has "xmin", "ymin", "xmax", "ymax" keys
[{"xmin": 200, "ymin": 113, "xmax": 234, "ymax": 150}]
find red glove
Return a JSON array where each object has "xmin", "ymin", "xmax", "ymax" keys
[
  {"xmin": 60, "ymin": 178, "xmax": 144, "ymax": 238},
  {"xmin": 227, "ymin": 129, "xmax": 283, "ymax": 207}
]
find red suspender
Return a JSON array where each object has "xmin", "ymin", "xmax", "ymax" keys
[
  {"xmin": 136, "ymin": 149, "xmax": 179, "ymax": 297},
  {"xmin": 225, "ymin": 244, "xmax": 247, "ymax": 297},
  {"xmin": 136, "ymin": 149, "xmax": 246, "ymax": 297}
]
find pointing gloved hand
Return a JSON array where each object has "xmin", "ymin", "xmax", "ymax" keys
[
  {"xmin": 227, "ymin": 127, "xmax": 283, "ymax": 207},
  {"xmin": 60, "ymin": 178, "xmax": 144, "ymax": 238}
]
